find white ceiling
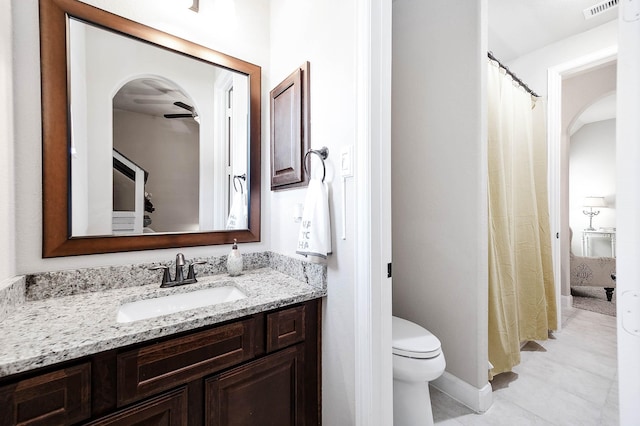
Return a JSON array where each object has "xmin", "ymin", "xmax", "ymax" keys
[
  {"xmin": 113, "ymin": 78, "xmax": 195, "ymax": 118},
  {"xmin": 488, "ymin": 0, "xmax": 618, "ymax": 62}
]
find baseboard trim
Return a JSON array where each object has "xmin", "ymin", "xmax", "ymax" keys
[
  {"xmin": 562, "ymin": 294, "xmax": 573, "ymax": 309},
  {"xmin": 431, "ymin": 371, "xmax": 493, "ymax": 413}
]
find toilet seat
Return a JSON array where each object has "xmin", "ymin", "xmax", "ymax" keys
[{"xmin": 392, "ymin": 316, "xmax": 441, "ymax": 359}]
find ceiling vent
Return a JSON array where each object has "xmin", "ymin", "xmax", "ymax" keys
[{"xmin": 583, "ymin": 0, "xmax": 619, "ymax": 19}]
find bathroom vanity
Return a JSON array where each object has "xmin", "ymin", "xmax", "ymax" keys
[
  {"xmin": 0, "ymin": 301, "xmax": 319, "ymax": 425},
  {"xmin": 0, "ymin": 262, "xmax": 325, "ymax": 425},
  {"xmin": 9, "ymin": 1, "xmax": 327, "ymax": 422}
]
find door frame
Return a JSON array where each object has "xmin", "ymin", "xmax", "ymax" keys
[
  {"xmin": 547, "ymin": 45, "xmax": 617, "ymax": 329},
  {"xmin": 354, "ymin": 0, "xmax": 393, "ymax": 424}
]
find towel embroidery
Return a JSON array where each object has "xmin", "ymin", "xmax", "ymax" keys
[{"xmin": 298, "ymin": 220, "xmax": 313, "ymax": 251}]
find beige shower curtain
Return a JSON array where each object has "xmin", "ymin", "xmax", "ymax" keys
[{"xmin": 487, "ymin": 60, "xmax": 557, "ymax": 378}]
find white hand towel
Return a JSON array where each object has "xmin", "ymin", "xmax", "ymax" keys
[
  {"xmin": 296, "ymin": 179, "xmax": 331, "ymax": 262},
  {"xmin": 226, "ymin": 191, "xmax": 248, "ymax": 229}
]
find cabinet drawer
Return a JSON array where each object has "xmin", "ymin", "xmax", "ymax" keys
[
  {"xmin": 87, "ymin": 387, "xmax": 187, "ymax": 426},
  {"xmin": 266, "ymin": 305, "xmax": 306, "ymax": 353},
  {"xmin": 117, "ymin": 319, "xmax": 256, "ymax": 406},
  {"xmin": 0, "ymin": 363, "xmax": 91, "ymax": 426}
]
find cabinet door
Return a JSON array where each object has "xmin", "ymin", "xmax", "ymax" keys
[
  {"xmin": 87, "ymin": 387, "xmax": 187, "ymax": 426},
  {"xmin": 205, "ymin": 344, "xmax": 305, "ymax": 426},
  {"xmin": 0, "ymin": 363, "xmax": 91, "ymax": 426},
  {"xmin": 270, "ymin": 62, "xmax": 310, "ymax": 190}
]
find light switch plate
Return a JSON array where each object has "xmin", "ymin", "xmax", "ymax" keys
[
  {"xmin": 293, "ymin": 203, "xmax": 303, "ymax": 223},
  {"xmin": 340, "ymin": 145, "xmax": 354, "ymax": 177}
]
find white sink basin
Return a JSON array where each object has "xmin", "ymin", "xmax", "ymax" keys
[{"xmin": 117, "ymin": 286, "xmax": 247, "ymax": 323}]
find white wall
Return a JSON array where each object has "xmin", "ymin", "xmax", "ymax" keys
[
  {"xmin": 569, "ymin": 119, "xmax": 616, "ymax": 255},
  {"xmin": 0, "ymin": 0, "xmax": 15, "ymax": 281},
  {"xmin": 69, "ymin": 20, "xmax": 90, "ymax": 237},
  {"xmin": 113, "ymin": 110, "xmax": 200, "ymax": 233},
  {"xmin": 562, "ymin": 62, "xmax": 617, "ymax": 140},
  {"xmin": 392, "ymin": 0, "xmax": 490, "ymax": 397},
  {"xmin": 506, "ymin": 20, "xmax": 618, "ymax": 98},
  {"xmin": 269, "ymin": 1, "xmax": 358, "ymax": 422},
  {"xmin": 12, "ymin": 0, "xmax": 270, "ymax": 273}
]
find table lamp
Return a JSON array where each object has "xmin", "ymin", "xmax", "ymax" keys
[{"xmin": 582, "ymin": 196, "xmax": 606, "ymax": 231}]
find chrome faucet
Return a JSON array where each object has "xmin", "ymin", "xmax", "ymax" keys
[{"xmin": 150, "ymin": 253, "xmax": 207, "ymax": 288}]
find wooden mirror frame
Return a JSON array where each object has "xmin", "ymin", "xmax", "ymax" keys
[{"xmin": 40, "ymin": 0, "xmax": 261, "ymax": 257}]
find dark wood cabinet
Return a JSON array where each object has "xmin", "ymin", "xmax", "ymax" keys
[
  {"xmin": 0, "ymin": 363, "xmax": 91, "ymax": 426},
  {"xmin": 86, "ymin": 387, "xmax": 188, "ymax": 426},
  {"xmin": 206, "ymin": 344, "xmax": 305, "ymax": 426},
  {"xmin": 267, "ymin": 304, "xmax": 306, "ymax": 353},
  {"xmin": 117, "ymin": 319, "xmax": 256, "ymax": 406},
  {"xmin": 0, "ymin": 300, "xmax": 320, "ymax": 426},
  {"xmin": 270, "ymin": 62, "xmax": 310, "ymax": 190}
]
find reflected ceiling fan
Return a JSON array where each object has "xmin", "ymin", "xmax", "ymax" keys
[{"xmin": 164, "ymin": 101, "xmax": 199, "ymax": 122}]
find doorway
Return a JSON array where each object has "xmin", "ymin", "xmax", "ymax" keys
[{"xmin": 547, "ymin": 48, "xmax": 617, "ymax": 320}]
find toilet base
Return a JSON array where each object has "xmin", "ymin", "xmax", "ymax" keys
[{"xmin": 393, "ymin": 379, "xmax": 434, "ymax": 426}]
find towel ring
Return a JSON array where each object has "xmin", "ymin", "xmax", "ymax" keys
[
  {"xmin": 233, "ymin": 174, "xmax": 246, "ymax": 194},
  {"xmin": 303, "ymin": 147, "xmax": 329, "ymax": 182}
]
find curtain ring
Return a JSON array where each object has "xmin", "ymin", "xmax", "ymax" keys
[{"xmin": 303, "ymin": 147, "xmax": 329, "ymax": 182}]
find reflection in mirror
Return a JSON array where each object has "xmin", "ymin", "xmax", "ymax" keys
[
  {"xmin": 39, "ymin": 0, "xmax": 261, "ymax": 257},
  {"xmin": 112, "ymin": 78, "xmax": 200, "ymax": 235},
  {"xmin": 68, "ymin": 18, "xmax": 249, "ymax": 237}
]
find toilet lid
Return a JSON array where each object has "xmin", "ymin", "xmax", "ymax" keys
[{"xmin": 392, "ymin": 316, "xmax": 442, "ymax": 359}]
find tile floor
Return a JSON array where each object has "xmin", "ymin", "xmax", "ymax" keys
[{"xmin": 431, "ymin": 306, "xmax": 619, "ymax": 425}]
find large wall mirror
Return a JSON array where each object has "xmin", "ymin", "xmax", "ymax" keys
[{"xmin": 40, "ymin": 0, "xmax": 261, "ymax": 257}]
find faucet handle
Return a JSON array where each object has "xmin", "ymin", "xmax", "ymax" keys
[
  {"xmin": 149, "ymin": 265, "xmax": 172, "ymax": 286},
  {"xmin": 186, "ymin": 260, "xmax": 207, "ymax": 281}
]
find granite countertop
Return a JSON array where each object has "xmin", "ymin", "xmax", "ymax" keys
[{"xmin": 0, "ymin": 267, "xmax": 326, "ymax": 379}]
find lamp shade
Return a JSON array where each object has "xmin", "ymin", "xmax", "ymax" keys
[{"xmin": 583, "ymin": 196, "xmax": 606, "ymax": 208}]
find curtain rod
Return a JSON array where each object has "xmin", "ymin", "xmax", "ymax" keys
[{"xmin": 488, "ymin": 51, "xmax": 539, "ymax": 98}]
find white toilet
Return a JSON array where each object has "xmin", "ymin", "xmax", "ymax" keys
[{"xmin": 392, "ymin": 316, "xmax": 446, "ymax": 426}]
